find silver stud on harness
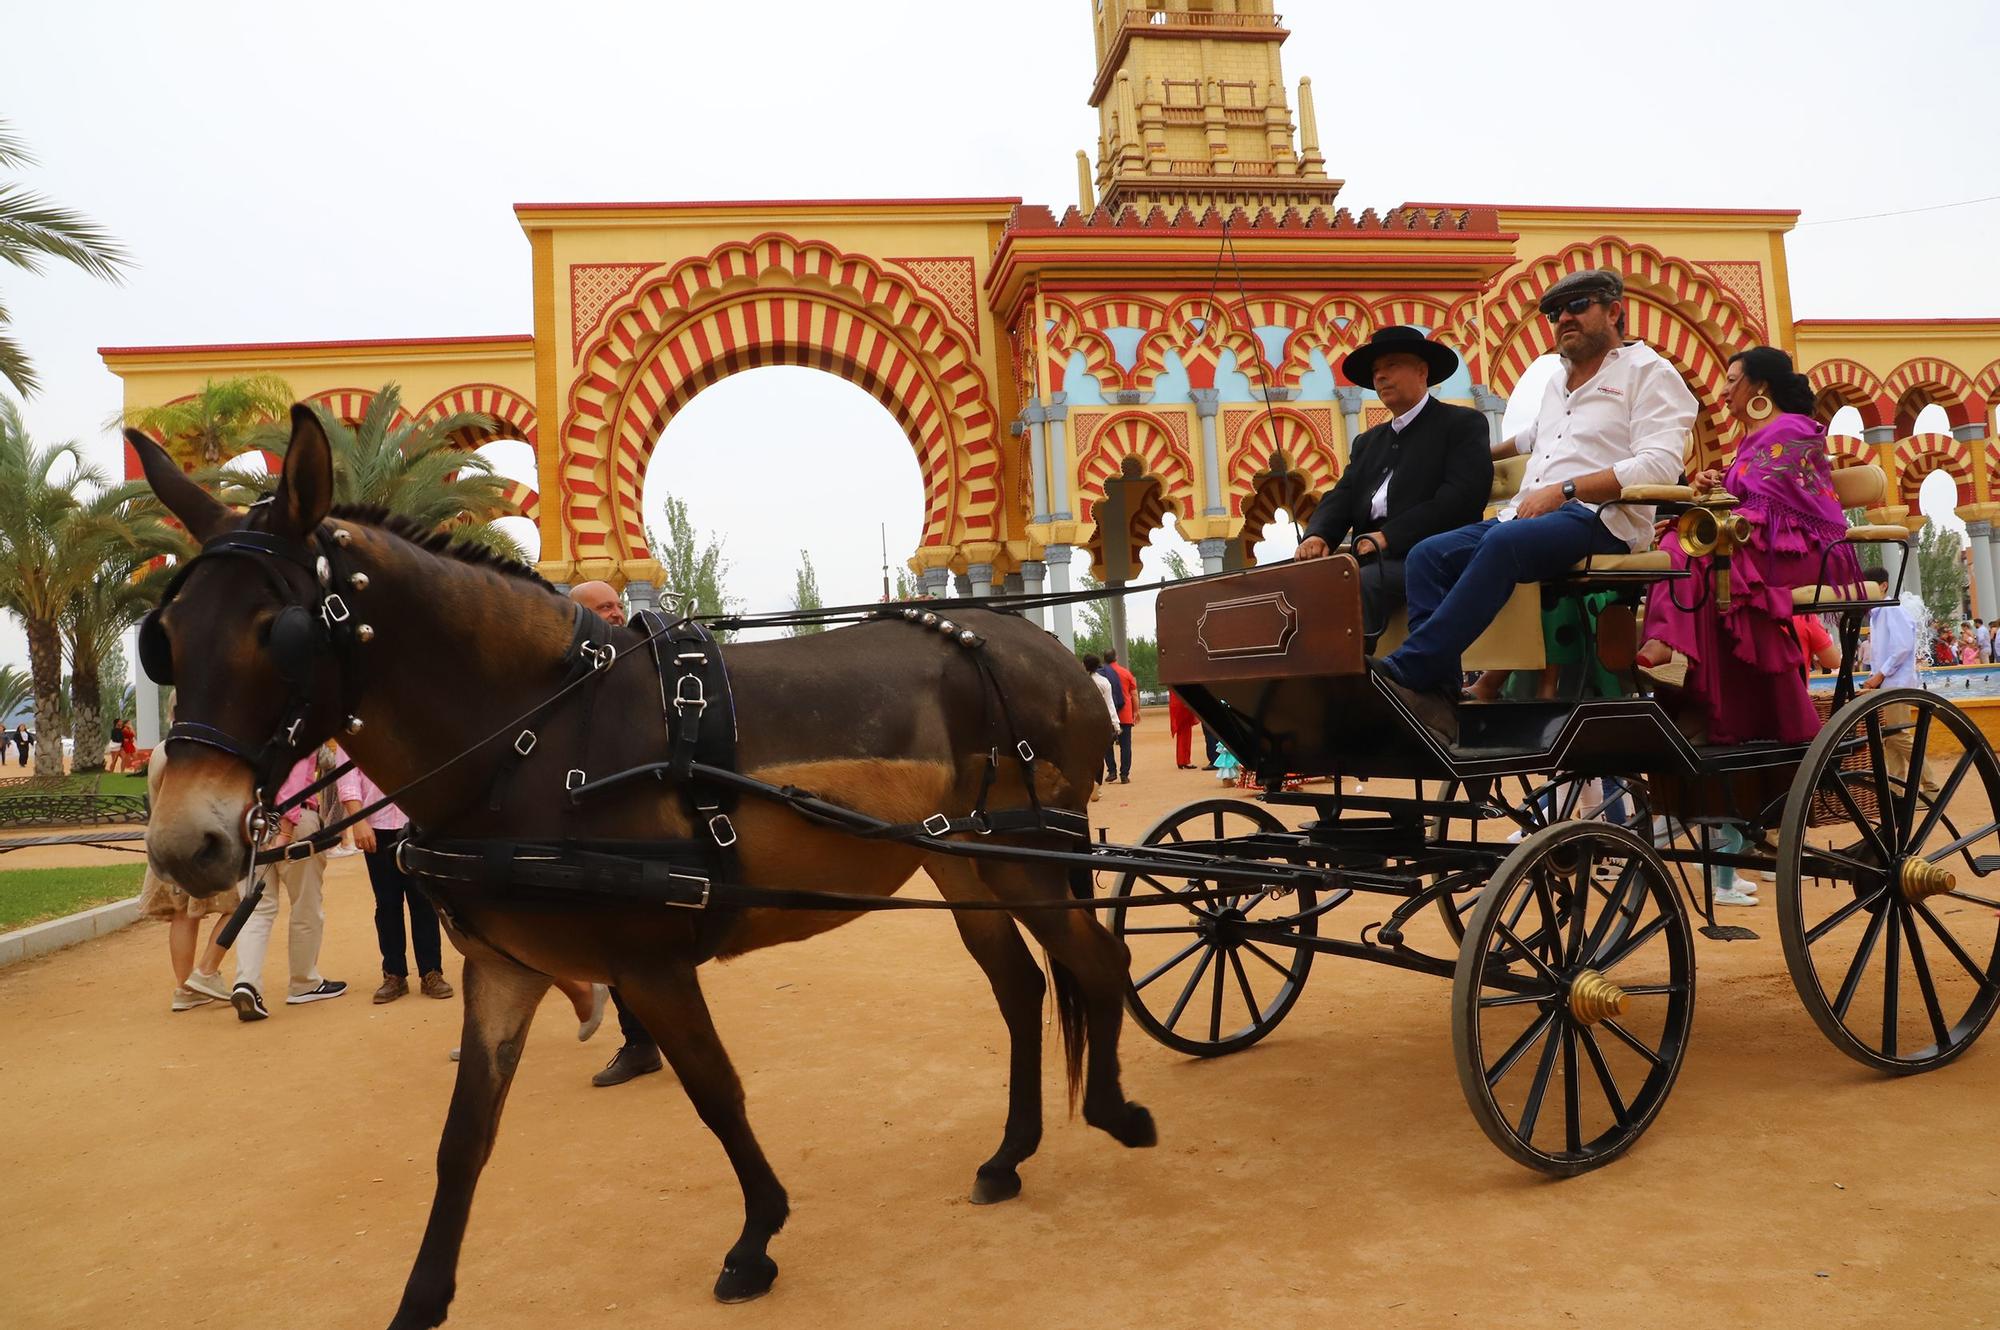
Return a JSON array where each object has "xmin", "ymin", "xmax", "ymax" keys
[{"xmin": 344, "ymin": 716, "xmax": 364, "ymax": 735}]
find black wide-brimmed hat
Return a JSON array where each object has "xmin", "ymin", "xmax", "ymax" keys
[{"xmin": 1341, "ymin": 325, "xmax": 1460, "ymax": 388}]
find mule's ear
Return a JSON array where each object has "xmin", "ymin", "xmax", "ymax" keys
[
  {"xmin": 270, "ymin": 403, "xmax": 335, "ymax": 538},
  {"xmin": 124, "ymin": 428, "xmax": 232, "ymax": 545}
]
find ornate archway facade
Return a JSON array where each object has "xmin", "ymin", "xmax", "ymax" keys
[{"xmin": 100, "ymin": 0, "xmax": 2000, "ymax": 634}]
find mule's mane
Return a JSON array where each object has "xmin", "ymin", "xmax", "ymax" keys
[{"xmin": 326, "ymin": 505, "xmax": 559, "ymax": 594}]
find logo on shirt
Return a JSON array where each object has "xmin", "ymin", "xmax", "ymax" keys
[{"xmin": 1598, "ymin": 385, "xmax": 1625, "ymax": 398}]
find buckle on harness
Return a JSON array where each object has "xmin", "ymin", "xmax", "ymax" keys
[
  {"xmin": 513, "ymin": 729, "xmax": 537, "ymax": 756},
  {"xmin": 674, "ymin": 675, "xmax": 707, "ymax": 713},
  {"xmin": 1016, "ymin": 740, "xmax": 1035, "ymax": 763},
  {"xmin": 922, "ymin": 813, "xmax": 954, "ymax": 837},
  {"xmin": 707, "ymin": 813, "xmax": 737, "ymax": 848},
  {"xmin": 281, "ymin": 839, "xmax": 316, "ymax": 863},
  {"xmin": 583, "ymin": 641, "xmax": 617, "ymax": 670},
  {"xmin": 566, "ymin": 769, "xmax": 586, "ymax": 791},
  {"xmin": 321, "ymin": 594, "xmax": 350, "ymax": 625}
]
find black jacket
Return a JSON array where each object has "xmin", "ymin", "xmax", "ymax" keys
[{"xmin": 1304, "ymin": 397, "xmax": 1492, "ymax": 556}]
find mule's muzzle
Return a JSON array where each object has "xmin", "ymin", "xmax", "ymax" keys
[{"xmin": 147, "ymin": 818, "xmax": 252, "ymax": 898}]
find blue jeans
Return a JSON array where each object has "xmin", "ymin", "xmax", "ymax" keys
[{"xmin": 1381, "ymin": 504, "xmax": 1629, "ymax": 692}]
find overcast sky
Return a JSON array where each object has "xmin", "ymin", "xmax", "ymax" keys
[{"xmin": 6, "ymin": 0, "xmax": 2000, "ymax": 669}]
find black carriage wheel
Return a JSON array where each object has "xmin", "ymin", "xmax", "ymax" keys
[
  {"xmin": 1452, "ymin": 820, "xmax": 1695, "ymax": 1175},
  {"xmin": 1435, "ymin": 775, "xmax": 1651, "ymax": 945},
  {"xmin": 1108, "ymin": 798, "xmax": 1317, "ymax": 1058},
  {"xmin": 1777, "ymin": 688, "xmax": 2000, "ymax": 1073}
]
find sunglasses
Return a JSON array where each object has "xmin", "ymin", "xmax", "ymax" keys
[{"xmin": 1541, "ymin": 295, "xmax": 1609, "ymax": 321}]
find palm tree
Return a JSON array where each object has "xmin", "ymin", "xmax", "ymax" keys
[
  {"xmin": 0, "ymin": 120, "xmax": 132, "ymax": 396},
  {"xmin": 0, "ymin": 663, "xmax": 28, "ymax": 725},
  {"xmin": 0, "ymin": 398, "xmax": 107, "ymax": 773},
  {"xmin": 62, "ymin": 484, "xmax": 184, "ymax": 773},
  {"xmin": 234, "ymin": 383, "xmax": 525, "ymax": 559},
  {"xmin": 122, "ymin": 373, "xmax": 294, "ymax": 468}
]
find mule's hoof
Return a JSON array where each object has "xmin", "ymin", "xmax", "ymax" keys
[
  {"xmin": 970, "ymin": 1167, "xmax": 1023, "ymax": 1205},
  {"xmin": 1113, "ymin": 1104, "xmax": 1157, "ymax": 1148},
  {"xmin": 714, "ymin": 1255, "xmax": 779, "ymax": 1304}
]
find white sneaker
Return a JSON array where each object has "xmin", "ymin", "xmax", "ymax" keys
[
  {"xmin": 171, "ymin": 985, "xmax": 215, "ymax": 1012},
  {"xmin": 1714, "ymin": 886, "xmax": 1760, "ymax": 907},
  {"xmin": 183, "ymin": 968, "xmax": 232, "ymax": 1002}
]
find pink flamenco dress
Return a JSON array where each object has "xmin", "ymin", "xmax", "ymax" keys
[{"xmin": 1643, "ymin": 413, "xmax": 1862, "ymax": 744}]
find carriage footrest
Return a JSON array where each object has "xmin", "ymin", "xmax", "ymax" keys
[
  {"xmin": 1699, "ymin": 924, "xmax": 1759, "ymax": 941},
  {"xmin": 1972, "ymin": 856, "xmax": 2000, "ymax": 876}
]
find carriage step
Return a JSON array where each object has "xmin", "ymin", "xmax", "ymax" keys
[
  {"xmin": 1973, "ymin": 856, "xmax": 2000, "ymax": 876},
  {"xmin": 1699, "ymin": 925, "xmax": 1759, "ymax": 941}
]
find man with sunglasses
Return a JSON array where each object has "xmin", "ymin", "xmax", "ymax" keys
[{"xmin": 1374, "ymin": 268, "xmax": 1696, "ymax": 741}]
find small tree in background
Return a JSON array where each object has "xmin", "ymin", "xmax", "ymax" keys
[
  {"xmin": 892, "ymin": 568, "xmax": 920, "ymax": 601},
  {"xmin": 0, "ymin": 663, "xmax": 27, "ymax": 724},
  {"xmin": 0, "ymin": 119, "xmax": 132, "ymax": 397},
  {"xmin": 1162, "ymin": 548, "xmax": 1196, "ymax": 581},
  {"xmin": 1916, "ymin": 520, "xmax": 1969, "ymax": 634},
  {"xmin": 648, "ymin": 493, "xmax": 738, "ymax": 638},
  {"xmin": 788, "ymin": 550, "xmax": 825, "ymax": 635},
  {"xmin": 123, "ymin": 374, "xmax": 293, "ymax": 468}
]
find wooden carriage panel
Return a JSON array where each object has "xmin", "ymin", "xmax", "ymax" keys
[{"xmin": 1158, "ymin": 557, "xmax": 1365, "ymax": 687}]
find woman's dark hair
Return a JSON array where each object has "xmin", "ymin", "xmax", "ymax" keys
[
  {"xmin": 1728, "ymin": 346, "xmax": 1817, "ymax": 416},
  {"xmin": 1082, "ymin": 653, "xmax": 1102, "ymax": 670}
]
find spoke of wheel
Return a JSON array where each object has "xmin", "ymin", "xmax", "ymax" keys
[
  {"xmin": 1208, "ymin": 945, "xmax": 1227, "ymax": 1042},
  {"xmin": 1135, "ymin": 872, "xmax": 1208, "ymax": 905},
  {"xmin": 1530, "ymin": 870, "xmax": 1565, "ymax": 967},
  {"xmin": 1228, "ymin": 948, "xmax": 1263, "ymax": 1027},
  {"xmin": 1163, "ymin": 947, "xmax": 1216, "ymax": 1032},
  {"xmin": 1883, "ymin": 904, "xmax": 1903, "ymax": 1056},
  {"xmin": 1562, "ymin": 1023, "xmax": 1583, "ymax": 1155},
  {"xmin": 1493, "ymin": 916, "xmax": 1565, "ymax": 987},
  {"xmin": 1577, "ymin": 1025, "xmax": 1630, "ymax": 1127},
  {"xmin": 1831, "ymin": 905, "xmax": 1889, "ymax": 1021},
  {"xmin": 1808, "ymin": 838, "xmax": 1881, "ymax": 880},
  {"xmin": 1827, "ymin": 774, "xmax": 1890, "ymax": 864},
  {"xmin": 1909, "ymin": 749, "xmax": 1979, "ymax": 849},
  {"xmin": 1579, "ymin": 858, "xmax": 1641, "ymax": 965},
  {"xmin": 1897, "ymin": 709, "xmax": 1933, "ymax": 846},
  {"xmin": 1566, "ymin": 841, "xmax": 1596, "ymax": 965},
  {"xmin": 1133, "ymin": 940, "xmax": 1205, "ymax": 993},
  {"xmin": 1929, "ymin": 825, "xmax": 2000, "ymax": 866},
  {"xmin": 1901, "ymin": 906, "xmax": 1953, "ymax": 1052},
  {"xmin": 1120, "ymin": 923, "xmax": 1209, "ymax": 936},
  {"xmin": 1865, "ymin": 712, "xmax": 1901, "ymax": 847},
  {"xmin": 1599, "ymin": 1017, "xmax": 1664, "ymax": 1068},
  {"xmin": 1502, "ymin": 880, "xmax": 1538, "ymax": 935},
  {"xmin": 1944, "ymin": 888, "xmax": 2000, "ymax": 910},
  {"xmin": 1164, "ymin": 826, "xmax": 1185, "ymax": 843},
  {"xmin": 1617, "ymin": 984, "xmax": 1682, "ymax": 998},
  {"xmin": 1805, "ymin": 886, "xmax": 1892, "ymax": 946},
  {"xmin": 1479, "ymin": 990, "xmax": 1555, "ymax": 1009},
  {"xmin": 1212, "ymin": 809, "xmax": 1226, "ymax": 843},
  {"xmin": 1911, "ymin": 900, "xmax": 1997, "ymax": 989},
  {"xmin": 1595, "ymin": 912, "xmax": 1670, "ymax": 974},
  {"xmin": 1243, "ymin": 940, "xmax": 1299, "ymax": 980},
  {"xmin": 1516, "ymin": 1020, "xmax": 1564, "ymax": 1143},
  {"xmin": 1486, "ymin": 1008, "xmax": 1557, "ymax": 1087}
]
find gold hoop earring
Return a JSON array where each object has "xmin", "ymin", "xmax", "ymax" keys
[{"xmin": 1746, "ymin": 393, "xmax": 1775, "ymax": 422}]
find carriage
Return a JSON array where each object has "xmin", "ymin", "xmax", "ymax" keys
[{"xmin": 1116, "ymin": 457, "xmax": 2000, "ymax": 1173}]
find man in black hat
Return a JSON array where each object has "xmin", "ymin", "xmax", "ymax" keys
[
  {"xmin": 1295, "ymin": 326, "xmax": 1491, "ymax": 642},
  {"xmin": 1374, "ymin": 268, "xmax": 1696, "ymax": 742}
]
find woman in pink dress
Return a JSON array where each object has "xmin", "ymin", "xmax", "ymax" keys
[{"xmin": 1637, "ymin": 347, "xmax": 1862, "ymax": 743}]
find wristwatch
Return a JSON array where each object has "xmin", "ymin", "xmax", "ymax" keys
[{"xmin": 1561, "ymin": 479, "xmax": 1578, "ymax": 501}]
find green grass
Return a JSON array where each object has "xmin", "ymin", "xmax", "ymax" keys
[
  {"xmin": 0, "ymin": 864, "xmax": 146, "ymax": 931},
  {"xmin": 0, "ymin": 772, "xmax": 150, "ymax": 796}
]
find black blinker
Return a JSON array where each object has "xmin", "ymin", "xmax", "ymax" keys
[{"xmin": 138, "ymin": 610, "xmax": 174, "ymax": 686}]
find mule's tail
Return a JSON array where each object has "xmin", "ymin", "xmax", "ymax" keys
[{"xmin": 1049, "ymin": 863, "xmax": 1096, "ymax": 1113}]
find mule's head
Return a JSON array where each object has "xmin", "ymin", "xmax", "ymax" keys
[{"xmin": 130, "ymin": 406, "xmax": 344, "ymax": 895}]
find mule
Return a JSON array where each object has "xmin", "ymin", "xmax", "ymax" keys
[{"xmin": 131, "ymin": 408, "xmax": 1154, "ymax": 1329}]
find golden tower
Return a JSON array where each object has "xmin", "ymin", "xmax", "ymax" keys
[{"xmin": 1086, "ymin": 0, "xmax": 1338, "ymax": 215}]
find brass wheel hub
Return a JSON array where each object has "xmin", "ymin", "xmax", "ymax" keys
[
  {"xmin": 1898, "ymin": 856, "xmax": 1956, "ymax": 903},
  {"xmin": 1567, "ymin": 969, "xmax": 1628, "ymax": 1025}
]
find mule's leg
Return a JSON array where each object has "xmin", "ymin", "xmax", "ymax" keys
[
  {"xmin": 991, "ymin": 862, "xmax": 1158, "ymax": 1150},
  {"xmin": 389, "ymin": 953, "xmax": 550, "ymax": 1330},
  {"xmin": 928, "ymin": 856, "xmax": 1048, "ymax": 1203},
  {"xmin": 613, "ymin": 963, "xmax": 790, "ymax": 1304}
]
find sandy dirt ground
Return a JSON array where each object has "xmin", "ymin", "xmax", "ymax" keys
[{"xmin": 4, "ymin": 718, "xmax": 1999, "ymax": 1329}]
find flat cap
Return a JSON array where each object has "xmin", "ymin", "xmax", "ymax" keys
[{"xmin": 1539, "ymin": 268, "xmax": 1624, "ymax": 313}]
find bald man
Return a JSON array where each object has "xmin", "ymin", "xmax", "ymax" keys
[{"xmin": 566, "ymin": 581, "xmax": 669, "ymax": 1088}]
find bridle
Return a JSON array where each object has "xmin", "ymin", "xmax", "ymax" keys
[{"xmin": 138, "ymin": 519, "xmax": 369, "ymax": 804}]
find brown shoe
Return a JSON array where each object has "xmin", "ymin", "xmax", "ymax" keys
[
  {"xmin": 419, "ymin": 971, "xmax": 454, "ymax": 1000},
  {"xmin": 372, "ymin": 973, "xmax": 408, "ymax": 1004}
]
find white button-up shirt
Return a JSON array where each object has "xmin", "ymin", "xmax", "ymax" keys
[
  {"xmin": 1368, "ymin": 395, "xmax": 1431, "ymax": 522},
  {"xmin": 1868, "ymin": 604, "xmax": 1920, "ymax": 689},
  {"xmin": 1507, "ymin": 342, "xmax": 1696, "ymax": 550}
]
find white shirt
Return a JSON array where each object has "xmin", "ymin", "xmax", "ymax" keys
[
  {"xmin": 1369, "ymin": 395, "xmax": 1431, "ymax": 522},
  {"xmin": 1507, "ymin": 341, "xmax": 1696, "ymax": 550},
  {"xmin": 1091, "ymin": 672, "xmax": 1119, "ymax": 724},
  {"xmin": 1868, "ymin": 605, "xmax": 1919, "ymax": 689}
]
